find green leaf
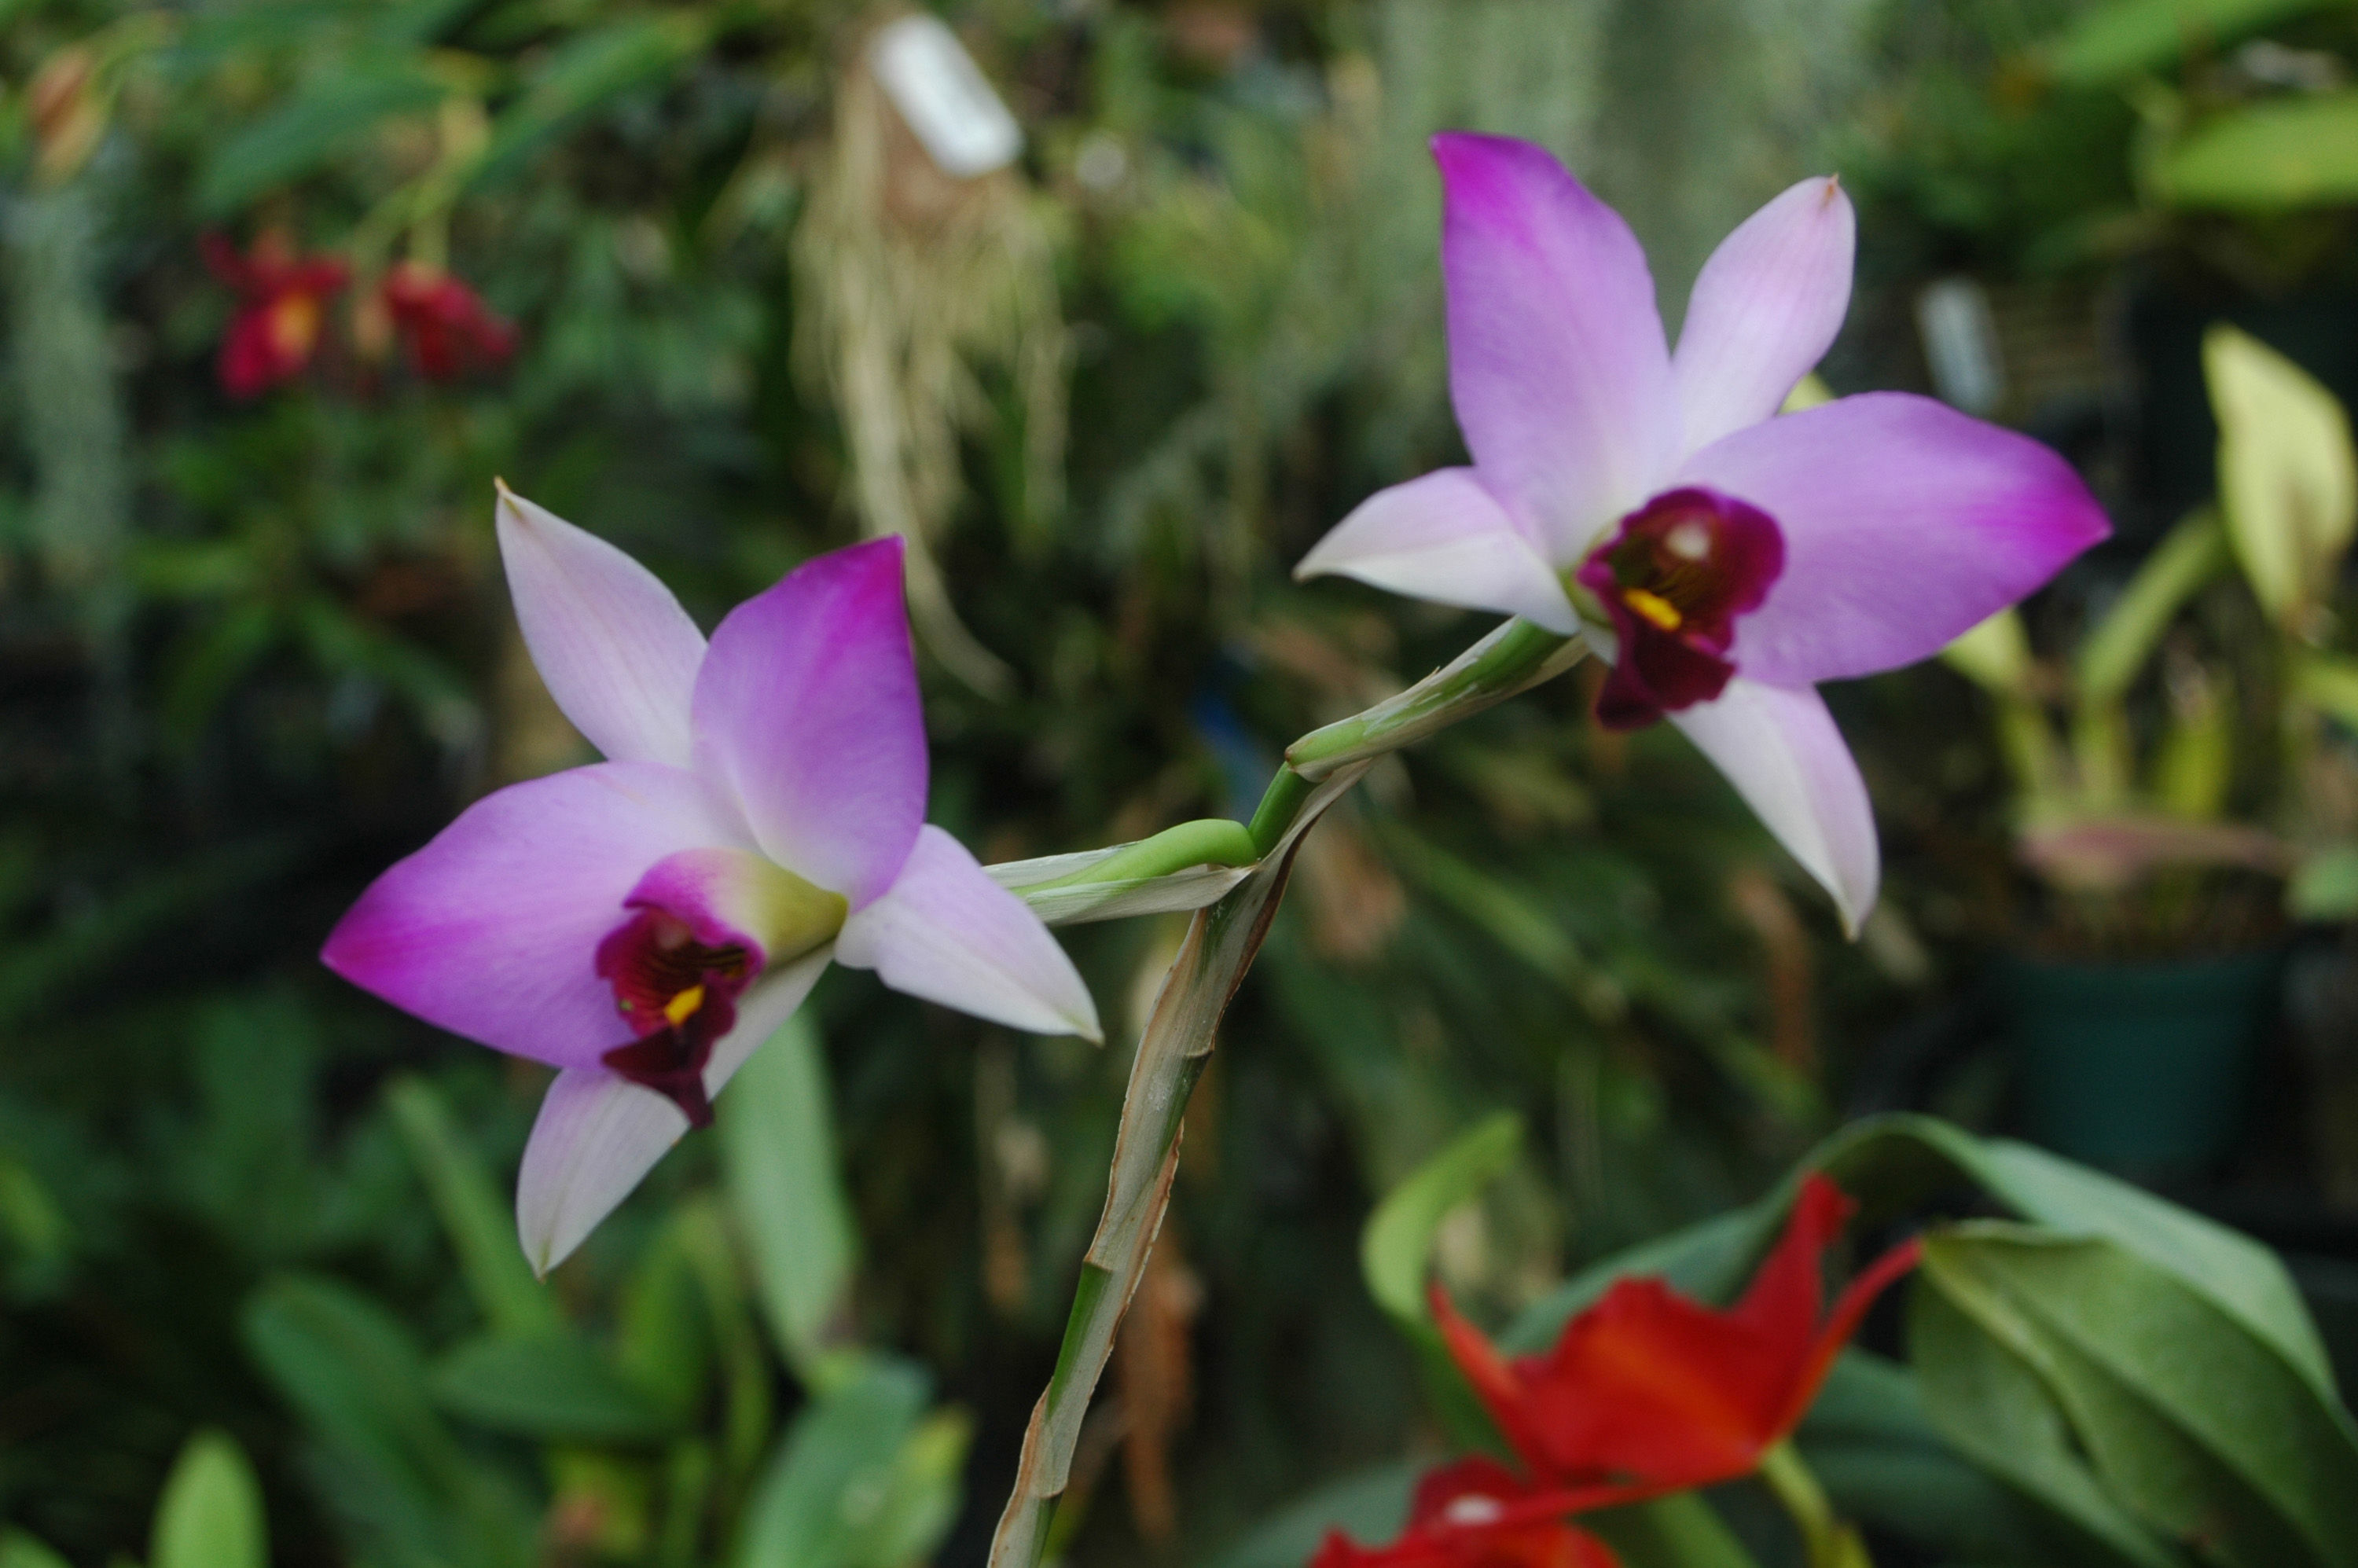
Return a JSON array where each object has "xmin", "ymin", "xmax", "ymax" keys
[
  {"xmin": 1198, "ymin": 1464, "xmax": 1416, "ymax": 1568},
  {"xmin": 1800, "ymin": 1350, "xmax": 2075, "ymax": 1561},
  {"xmin": 2162, "ymin": 91, "xmax": 2358, "ymax": 211},
  {"xmin": 431, "ymin": 1331, "xmax": 676, "ymax": 1444},
  {"xmin": 2205, "ymin": 327, "xmax": 2357, "ymax": 627},
  {"xmin": 468, "ymin": 17, "xmax": 711, "ymax": 189},
  {"xmin": 1911, "ymin": 1273, "xmax": 2187, "ymax": 1567},
  {"xmin": 615, "ymin": 1208, "xmax": 714, "ymax": 1426},
  {"xmin": 1583, "ymin": 1494, "xmax": 1762, "ymax": 1568},
  {"xmin": 2290, "ymin": 843, "xmax": 2358, "ymax": 921},
  {"xmin": 1360, "ymin": 1111, "xmax": 1521, "ymax": 1327},
  {"xmin": 717, "ymin": 1011, "xmax": 857, "ymax": 1386},
  {"xmin": 854, "ymin": 1408, "xmax": 975, "ymax": 1568},
  {"xmin": 1504, "ymin": 1205, "xmax": 1772, "ymax": 1351},
  {"xmin": 241, "ymin": 1273, "xmax": 534, "ymax": 1568},
  {"xmin": 731, "ymin": 1358, "xmax": 933, "ymax": 1568},
  {"xmin": 0, "ymin": 1533, "xmax": 70, "ymax": 1568},
  {"xmin": 152, "ymin": 1429, "xmax": 266, "ymax": 1568},
  {"xmin": 2294, "ymin": 654, "xmax": 2358, "ymax": 734},
  {"xmin": 199, "ymin": 68, "xmax": 450, "ymax": 215},
  {"xmin": 2074, "ymin": 512, "xmax": 2229, "ymax": 703},
  {"xmin": 384, "ymin": 1076, "xmax": 556, "ymax": 1340},
  {"xmin": 1944, "ymin": 608, "xmax": 2034, "ymax": 695},
  {"xmin": 1926, "ymin": 1225, "xmax": 2358, "ymax": 1567},
  {"xmin": 2043, "ymin": 0, "xmax": 2341, "ymax": 85}
]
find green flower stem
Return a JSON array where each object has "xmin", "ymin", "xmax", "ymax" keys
[
  {"xmin": 986, "ymin": 620, "xmax": 1589, "ymax": 1568},
  {"xmin": 1758, "ymin": 1440, "xmax": 1862, "ymax": 1568},
  {"xmin": 1018, "ymin": 817, "xmax": 1259, "ymax": 892},
  {"xmin": 1285, "ymin": 618, "xmax": 1585, "ymax": 779}
]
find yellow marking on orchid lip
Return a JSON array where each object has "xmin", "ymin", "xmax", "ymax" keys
[
  {"xmin": 1623, "ymin": 587, "xmax": 1684, "ymax": 632},
  {"xmin": 663, "ymin": 986, "xmax": 706, "ymax": 1026}
]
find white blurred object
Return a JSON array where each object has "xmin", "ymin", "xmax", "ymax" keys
[
  {"xmin": 1915, "ymin": 277, "xmax": 2006, "ymax": 417},
  {"xmin": 869, "ymin": 14, "xmax": 1023, "ymax": 178}
]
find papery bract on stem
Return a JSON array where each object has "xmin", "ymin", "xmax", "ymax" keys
[
  {"xmin": 1309, "ymin": 1458, "xmax": 1621, "ymax": 1568},
  {"xmin": 1431, "ymin": 1173, "xmax": 1919, "ymax": 1493},
  {"xmin": 1295, "ymin": 133, "xmax": 2108, "ymax": 931},
  {"xmin": 323, "ymin": 485, "xmax": 1100, "ymax": 1273}
]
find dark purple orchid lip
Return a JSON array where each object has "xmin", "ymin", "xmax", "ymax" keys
[
  {"xmin": 1574, "ymin": 487, "xmax": 1785, "ymax": 731},
  {"xmin": 594, "ymin": 906, "xmax": 758, "ymax": 1127}
]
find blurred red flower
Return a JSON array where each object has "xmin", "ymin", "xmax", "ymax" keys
[
  {"xmin": 380, "ymin": 262, "xmax": 516, "ymax": 381},
  {"xmin": 204, "ymin": 233, "xmax": 348, "ymax": 399},
  {"xmin": 1309, "ymin": 1458, "xmax": 1619, "ymax": 1568},
  {"xmin": 1431, "ymin": 1173, "xmax": 1919, "ymax": 1493}
]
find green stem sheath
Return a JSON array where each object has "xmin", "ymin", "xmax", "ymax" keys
[{"xmin": 1758, "ymin": 1440, "xmax": 1856, "ymax": 1568}]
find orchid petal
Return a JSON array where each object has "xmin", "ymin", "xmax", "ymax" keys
[
  {"xmin": 515, "ymin": 949, "xmax": 829, "ymax": 1275},
  {"xmin": 1681, "ymin": 393, "xmax": 2109, "ymax": 686},
  {"xmin": 691, "ymin": 537, "xmax": 926, "ymax": 908},
  {"xmin": 496, "ymin": 485, "xmax": 707, "ymax": 767},
  {"xmin": 1669, "ymin": 678, "xmax": 1879, "ymax": 934},
  {"xmin": 1434, "ymin": 132, "xmax": 1677, "ymax": 563},
  {"xmin": 1672, "ymin": 177, "xmax": 1854, "ymax": 456},
  {"xmin": 836, "ymin": 825, "xmax": 1102, "ymax": 1041},
  {"xmin": 1295, "ymin": 468, "xmax": 1579, "ymax": 633},
  {"xmin": 321, "ymin": 762, "xmax": 747, "ymax": 1070}
]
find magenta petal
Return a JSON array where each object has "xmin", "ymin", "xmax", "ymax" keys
[
  {"xmin": 321, "ymin": 762, "xmax": 747, "ymax": 1070},
  {"xmin": 1295, "ymin": 468, "xmax": 1578, "ymax": 632},
  {"xmin": 1434, "ymin": 132, "xmax": 1678, "ymax": 561},
  {"xmin": 1672, "ymin": 177, "xmax": 1854, "ymax": 456},
  {"xmin": 496, "ymin": 486, "xmax": 707, "ymax": 767},
  {"xmin": 1681, "ymin": 393, "xmax": 2110, "ymax": 686},
  {"xmin": 1669, "ymin": 678, "xmax": 1879, "ymax": 934},
  {"xmin": 515, "ymin": 950, "xmax": 829, "ymax": 1274},
  {"xmin": 690, "ymin": 538, "xmax": 926, "ymax": 909},
  {"xmin": 836, "ymin": 825, "xmax": 1101, "ymax": 1040}
]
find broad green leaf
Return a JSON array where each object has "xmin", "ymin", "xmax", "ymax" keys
[
  {"xmin": 1582, "ymin": 1494, "xmax": 1761, "ymax": 1568},
  {"xmin": 384, "ymin": 1075, "xmax": 556, "ymax": 1339},
  {"xmin": 152, "ymin": 1429, "xmax": 266, "ymax": 1568},
  {"xmin": 1911, "ymin": 1269, "xmax": 2187, "ymax": 1567},
  {"xmin": 854, "ymin": 1408, "xmax": 975, "ymax": 1568},
  {"xmin": 1199, "ymin": 1463, "xmax": 1417, "ymax": 1568},
  {"xmin": 2162, "ymin": 91, "xmax": 2358, "ymax": 211},
  {"xmin": 2205, "ymin": 326, "xmax": 2357, "ymax": 628},
  {"xmin": 1801, "ymin": 1350, "xmax": 2073, "ymax": 1561},
  {"xmin": 199, "ymin": 68, "xmax": 450, "ymax": 214},
  {"xmin": 0, "ymin": 1533, "xmax": 69, "ymax": 1568},
  {"xmin": 1360, "ymin": 1110, "xmax": 1520, "ymax": 1327},
  {"xmin": 468, "ymin": 17, "xmax": 711, "ymax": 189},
  {"xmin": 731, "ymin": 1357, "xmax": 931, "ymax": 1568},
  {"xmin": 2290, "ymin": 843, "xmax": 2358, "ymax": 920},
  {"xmin": 1927, "ymin": 1226, "xmax": 2358, "ymax": 1567},
  {"xmin": 430, "ymin": 1332, "xmax": 675, "ymax": 1444},
  {"xmin": 718, "ymin": 1012, "xmax": 857, "ymax": 1387},
  {"xmin": 615, "ymin": 1208, "xmax": 714, "ymax": 1425},
  {"xmin": 1504, "ymin": 1206, "xmax": 1772, "ymax": 1351},
  {"xmin": 2293, "ymin": 652, "xmax": 2358, "ymax": 733},
  {"xmin": 241, "ymin": 1272, "xmax": 536, "ymax": 1568},
  {"xmin": 2043, "ymin": 0, "xmax": 2341, "ymax": 85},
  {"xmin": 1944, "ymin": 608, "xmax": 2033, "ymax": 696},
  {"xmin": 2074, "ymin": 512, "xmax": 2228, "ymax": 703}
]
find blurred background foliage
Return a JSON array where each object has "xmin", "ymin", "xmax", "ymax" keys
[{"xmin": 4, "ymin": 0, "xmax": 2358, "ymax": 1562}]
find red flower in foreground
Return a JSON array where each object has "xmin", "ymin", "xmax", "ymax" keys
[
  {"xmin": 1310, "ymin": 1459, "xmax": 1620, "ymax": 1568},
  {"xmin": 380, "ymin": 263, "xmax": 516, "ymax": 381},
  {"xmin": 204, "ymin": 233, "xmax": 348, "ymax": 399},
  {"xmin": 1432, "ymin": 1173, "xmax": 1919, "ymax": 1493}
]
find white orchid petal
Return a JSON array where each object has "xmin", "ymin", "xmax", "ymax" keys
[
  {"xmin": 496, "ymin": 484, "xmax": 707, "ymax": 768},
  {"xmin": 1668, "ymin": 678, "xmax": 1879, "ymax": 935},
  {"xmin": 837, "ymin": 825, "xmax": 1102, "ymax": 1041},
  {"xmin": 515, "ymin": 949, "xmax": 829, "ymax": 1276},
  {"xmin": 1296, "ymin": 468, "xmax": 1579, "ymax": 632}
]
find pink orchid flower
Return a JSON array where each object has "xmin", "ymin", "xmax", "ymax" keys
[
  {"xmin": 324, "ymin": 487, "xmax": 1100, "ymax": 1272},
  {"xmin": 1297, "ymin": 134, "xmax": 2108, "ymax": 931}
]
